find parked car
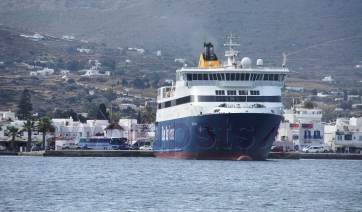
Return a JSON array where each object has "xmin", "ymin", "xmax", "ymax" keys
[
  {"xmin": 46, "ymin": 145, "xmax": 55, "ymax": 150},
  {"xmin": 30, "ymin": 146, "xmax": 39, "ymax": 151},
  {"xmin": 303, "ymin": 146, "xmax": 322, "ymax": 153},
  {"xmin": 318, "ymin": 146, "xmax": 329, "ymax": 153},
  {"xmin": 116, "ymin": 145, "xmax": 133, "ymax": 150},
  {"xmin": 270, "ymin": 145, "xmax": 284, "ymax": 153},
  {"xmin": 139, "ymin": 145, "xmax": 153, "ymax": 150},
  {"xmin": 62, "ymin": 143, "xmax": 80, "ymax": 150},
  {"xmin": 301, "ymin": 145, "xmax": 311, "ymax": 152}
]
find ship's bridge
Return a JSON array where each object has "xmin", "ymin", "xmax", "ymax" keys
[{"xmin": 175, "ymin": 67, "xmax": 288, "ymax": 87}]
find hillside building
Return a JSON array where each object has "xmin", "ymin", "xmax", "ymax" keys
[{"xmin": 322, "ymin": 75, "xmax": 335, "ymax": 82}]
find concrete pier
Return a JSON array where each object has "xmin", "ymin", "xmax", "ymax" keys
[
  {"xmin": 5, "ymin": 151, "xmax": 362, "ymax": 160},
  {"xmin": 44, "ymin": 150, "xmax": 155, "ymax": 157},
  {"xmin": 16, "ymin": 150, "xmax": 154, "ymax": 157}
]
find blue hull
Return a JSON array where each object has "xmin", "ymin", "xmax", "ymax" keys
[{"xmin": 154, "ymin": 113, "xmax": 281, "ymax": 160}]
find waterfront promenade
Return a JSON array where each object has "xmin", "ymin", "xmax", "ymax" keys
[{"xmin": 0, "ymin": 151, "xmax": 360, "ymax": 160}]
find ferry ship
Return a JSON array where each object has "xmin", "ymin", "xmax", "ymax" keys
[{"xmin": 154, "ymin": 34, "xmax": 289, "ymax": 160}]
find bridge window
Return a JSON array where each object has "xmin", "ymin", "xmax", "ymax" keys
[
  {"xmin": 227, "ymin": 90, "xmax": 237, "ymax": 95},
  {"xmin": 279, "ymin": 74, "xmax": 286, "ymax": 82},
  {"xmin": 203, "ymin": 74, "xmax": 208, "ymax": 80},
  {"xmin": 250, "ymin": 90, "xmax": 260, "ymax": 95},
  {"xmin": 187, "ymin": 74, "xmax": 192, "ymax": 81},
  {"xmin": 192, "ymin": 74, "xmax": 198, "ymax": 80},
  {"xmin": 215, "ymin": 90, "xmax": 225, "ymax": 95},
  {"xmin": 239, "ymin": 90, "xmax": 248, "ymax": 95}
]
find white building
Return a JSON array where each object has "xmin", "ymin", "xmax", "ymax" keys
[
  {"xmin": 61, "ymin": 70, "xmax": 70, "ymax": 74},
  {"xmin": 317, "ymin": 92, "xmax": 331, "ymax": 97},
  {"xmin": 322, "ymin": 75, "xmax": 335, "ymax": 82},
  {"xmin": 77, "ymin": 48, "xmax": 92, "ymax": 53},
  {"xmin": 0, "ymin": 111, "xmax": 16, "ymax": 121},
  {"xmin": 53, "ymin": 118, "xmax": 126, "ymax": 149},
  {"xmin": 118, "ymin": 103, "xmax": 138, "ymax": 110},
  {"xmin": 175, "ymin": 58, "xmax": 186, "ymax": 63},
  {"xmin": 324, "ymin": 117, "xmax": 362, "ymax": 153},
  {"xmin": 285, "ymin": 86, "xmax": 304, "ymax": 92},
  {"xmin": 30, "ymin": 68, "xmax": 55, "ymax": 76},
  {"xmin": 83, "ymin": 60, "xmax": 110, "ymax": 76},
  {"xmin": 347, "ymin": 95, "xmax": 360, "ymax": 100},
  {"xmin": 62, "ymin": 35, "xmax": 75, "ymax": 40},
  {"xmin": 277, "ymin": 104, "xmax": 325, "ymax": 151}
]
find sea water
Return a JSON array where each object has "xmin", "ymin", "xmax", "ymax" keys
[{"xmin": 0, "ymin": 156, "xmax": 361, "ymax": 212}]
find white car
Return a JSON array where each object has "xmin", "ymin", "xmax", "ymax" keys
[
  {"xmin": 62, "ymin": 143, "xmax": 80, "ymax": 150},
  {"xmin": 318, "ymin": 146, "xmax": 329, "ymax": 153},
  {"xmin": 301, "ymin": 145, "xmax": 311, "ymax": 152},
  {"xmin": 139, "ymin": 145, "xmax": 153, "ymax": 150},
  {"xmin": 303, "ymin": 146, "xmax": 328, "ymax": 153}
]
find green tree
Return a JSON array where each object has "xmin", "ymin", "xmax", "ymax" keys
[
  {"xmin": 62, "ymin": 109, "xmax": 78, "ymax": 121},
  {"xmin": 140, "ymin": 107, "xmax": 156, "ymax": 124},
  {"xmin": 22, "ymin": 120, "xmax": 36, "ymax": 152},
  {"xmin": 97, "ymin": 103, "xmax": 109, "ymax": 120},
  {"xmin": 303, "ymin": 101, "xmax": 315, "ymax": 109},
  {"xmin": 9, "ymin": 126, "xmax": 19, "ymax": 152},
  {"xmin": 102, "ymin": 59, "xmax": 116, "ymax": 70},
  {"xmin": 121, "ymin": 78, "xmax": 128, "ymax": 86},
  {"xmin": 17, "ymin": 89, "xmax": 33, "ymax": 120},
  {"xmin": 137, "ymin": 111, "xmax": 141, "ymax": 124},
  {"xmin": 78, "ymin": 114, "xmax": 87, "ymax": 123},
  {"xmin": 349, "ymin": 89, "xmax": 359, "ymax": 95},
  {"xmin": 152, "ymin": 79, "xmax": 159, "ymax": 88},
  {"xmin": 109, "ymin": 111, "xmax": 121, "ymax": 123},
  {"xmin": 38, "ymin": 117, "xmax": 55, "ymax": 150},
  {"xmin": 133, "ymin": 78, "xmax": 144, "ymax": 89},
  {"xmin": 104, "ymin": 88, "xmax": 117, "ymax": 102},
  {"xmin": 340, "ymin": 101, "xmax": 353, "ymax": 110},
  {"xmin": 66, "ymin": 60, "xmax": 84, "ymax": 72},
  {"xmin": 84, "ymin": 103, "xmax": 98, "ymax": 119}
]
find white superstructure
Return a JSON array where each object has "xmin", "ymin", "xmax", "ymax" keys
[{"xmin": 157, "ymin": 34, "xmax": 289, "ymax": 122}]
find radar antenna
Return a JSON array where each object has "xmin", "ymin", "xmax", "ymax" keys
[
  {"xmin": 282, "ymin": 52, "xmax": 286, "ymax": 67},
  {"xmin": 223, "ymin": 33, "xmax": 240, "ymax": 68}
]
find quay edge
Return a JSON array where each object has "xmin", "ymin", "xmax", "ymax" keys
[{"xmin": 3, "ymin": 151, "xmax": 362, "ymax": 160}]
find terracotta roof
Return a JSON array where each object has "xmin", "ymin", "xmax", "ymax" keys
[{"xmin": 104, "ymin": 122, "xmax": 125, "ymax": 131}]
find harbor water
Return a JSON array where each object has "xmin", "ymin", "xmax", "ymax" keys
[{"xmin": 1, "ymin": 156, "xmax": 361, "ymax": 212}]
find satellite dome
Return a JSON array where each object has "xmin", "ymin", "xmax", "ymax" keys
[
  {"xmin": 241, "ymin": 57, "xmax": 251, "ymax": 68},
  {"xmin": 256, "ymin": 59, "xmax": 263, "ymax": 66}
]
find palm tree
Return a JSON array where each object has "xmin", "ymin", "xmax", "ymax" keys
[
  {"xmin": 140, "ymin": 107, "xmax": 156, "ymax": 124},
  {"xmin": 22, "ymin": 119, "xmax": 36, "ymax": 152},
  {"xmin": 9, "ymin": 126, "xmax": 19, "ymax": 152},
  {"xmin": 109, "ymin": 111, "xmax": 121, "ymax": 123},
  {"xmin": 38, "ymin": 116, "xmax": 55, "ymax": 150}
]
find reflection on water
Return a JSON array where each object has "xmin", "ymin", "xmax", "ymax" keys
[{"xmin": 1, "ymin": 156, "xmax": 361, "ymax": 211}]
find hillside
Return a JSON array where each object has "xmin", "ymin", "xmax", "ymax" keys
[
  {"xmin": 0, "ymin": 0, "xmax": 362, "ymax": 119},
  {"xmin": 0, "ymin": 0, "xmax": 361, "ymax": 73}
]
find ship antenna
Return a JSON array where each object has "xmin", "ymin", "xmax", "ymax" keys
[
  {"xmin": 282, "ymin": 52, "xmax": 286, "ymax": 67},
  {"xmin": 223, "ymin": 33, "xmax": 240, "ymax": 68}
]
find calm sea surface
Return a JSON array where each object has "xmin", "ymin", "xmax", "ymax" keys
[{"xmin": 0, "ymin": 156, "xmax": 361, "ymax": 212}]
